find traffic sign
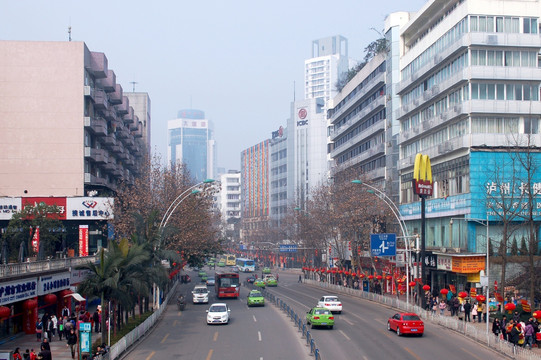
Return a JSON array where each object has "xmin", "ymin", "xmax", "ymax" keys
[
  {"xmin": 279, "ymin": 244, "xmax": 297, "ymax": 253},
  {"xmin": 370, "ymin": 233, "xmax": 396, "ymax": 257}
]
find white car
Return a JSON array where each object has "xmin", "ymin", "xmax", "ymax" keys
[
  {"xmin": 192, "ymin": 285, "xmax": 209, "ymax": 304},
  {"xmin": 317, "ymin": 295, "xmax": 342, "ymax": 313},
  {"xmin": 206, "ymin": 303, "xmax": 230, "ymax": 325}
]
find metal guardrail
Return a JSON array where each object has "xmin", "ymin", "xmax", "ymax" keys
[
  {"xmin": 0, "ymin": 256, "xmax": 99, "ymax": 278},
  {"xmin": 255, "ymin": 285, "xmax": 323, "ymax": 359},
  {"xmin": 305, "ymin": 279, "xmax": 541, "ymax": 360}
]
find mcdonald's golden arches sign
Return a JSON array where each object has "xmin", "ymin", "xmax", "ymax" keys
[{"xmin": 412, "ymin": 153, "xmax": 433, "ymax": 196}]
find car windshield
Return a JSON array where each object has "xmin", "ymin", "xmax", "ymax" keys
[
  {"xmin": 250, "ymin": 292, "xmax": 262, "ymax": 297},
  {"xmin": 403, "ymin": 315, "xmax": 421, "ymax": 321},
  {"xmin": 194, "ymin": 288, "xmax": 208, "ymax": 294},
  {"xmin": 325, "ymin": 297, "xmax": 339, "ymax": 302},
  {"xmin": 315, "ymin": 309, "xmax": 330, "ymax": 315},
  {"xmin": 210, "ymin": 305, "xmax": 226, "ymax": 312}
]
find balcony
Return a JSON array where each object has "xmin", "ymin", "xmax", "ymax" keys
[
  {"xmin": 330, "ymin": 96, "xmax": 385, "ymax": 141},
  {"xmin": 103, "ymin": 109, "xmax": 117, "ymax": 121},
  {"xmin": 84, "ymin": 172, "xmax": 106, "ymax": 186},
  {"xmin": 102, "ymin": 133, "xmax": 117, "ymax": 148},
  {"xmin": 330, "ymin": 119, "xmax": 385, "ymax": 158},
  {"xmin": 115, "ymin": 96, "xmax": 129, "ymax": 115},
  {"xmin": 89, "ymin": 52, "xmax": 108, "ymax": 79},
  {"xmin": 84, "ymin": 116, "xmax": 107, "ymax": 137},
  {"xmin": 96, "ymin": 70, "xmax": 116, "ymax": 92},
  {"xmin": 93, "ymin": 89, "xmax": 108, "ymax": 109},
  {"xmin": 116, "ymin": 127, "xmax": 130, "ymax": 139},
  {"xmin": 331, "ymin": 142, "xmax": 386, "ymax": 173},
  {"xmin": 111, "ymin": 141, "xmax": 125, "ymax": 154},
  {"xmin": 103, "ymin": 160, "xmax": 117, "ymax": 172},
  {"xmin": 109, "ymin": 84, "xmax": 123, "ymax": 105},
  {"xmin": 84, "ymin": 147, "xmax": 108, "ymax": 164},
  {"xmin": 123, "ymin": 137, "xmax": 135, "ymax": 149},
  {"xmin": 123, "ymin": 107, "xmax": 134, "ymax": 123},
  {"xmin": 84, "ymin": 86, "xmax": 95, "ymax": 100}
]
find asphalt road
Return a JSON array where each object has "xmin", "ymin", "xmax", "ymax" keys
[
  {"xmin": 267, "ymin": 270, "xmax": 504, "ymax": 360},
  {"xmin": 123, "ymin": 267, "xmax": 310, "ymax": 360}
]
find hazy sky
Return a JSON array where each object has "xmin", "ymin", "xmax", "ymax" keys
[{"xmin": 1, "ymin": 0, "xmax": 427, "ymax": 171}]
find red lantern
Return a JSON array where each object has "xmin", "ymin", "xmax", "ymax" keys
[
  {"xmin": 476, "ymin": 295, "xmax": 486, "ymax": 303},
  {"xmin": 326, "ymin": 269, "xmax": 331, "ymax": 274},
  {"xmin": 360, "ymin": 274, "xmax": 365, "ymax": 278},
  {"xmin": 422, "ymin": 285, "xmax": 430, "ymax": 291},
  {"xmin": 332, "ymin": 268, "xmax": 337, "ymax": 274},
  {"xmin": 440, "ymin": 289, "xmax": 449, "ymax": 295},
  {"xmin": 504, "ymin": 303, "xmax": 516, "ymax": 312},
  {"xmin": 386, "ymin": 276, "xmax": 392, "ymax": 281},
  {"xmin": 409, "ymin": 281, "xmax": 416, "ymax": 287},
  {"xmin": 44, "ymin": 294, "xmax": 57, "ymax": 304},
  {"xmin": 458, "ymin": 291, "xmax": 468, "ymax": 298},
  {"xmin": 368, "ymin": 275, "xmax": 374, "ymax": 280},
  {"xmin": 23, "ymin": 299, "xmax": 38, "ymax": 310},
  {"xmin": 533, "ymin": 311, "xmax": 541, "ymax": 319},
  {"xmin": 0, "ymin": 306, "xmax": 10, "ymax": 318},
  {"xmin": 376, "ymin": 275, "xmax": 383, "ymax": 280},
  {"xmin": 344, "ymin": 271, "xmax": 350, "ymax": 276},
  {"xmin": 338, "ymin": 270, "xmax": 343, "ymax": 274}
]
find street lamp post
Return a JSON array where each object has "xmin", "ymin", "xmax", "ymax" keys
[{"xmin": 351, "ymin": 180, "xmax": 414, "ymax": 307}]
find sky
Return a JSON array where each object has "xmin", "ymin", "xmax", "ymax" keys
[{"xmin": 1, "ymin": 0, "xmax": 428, "ymax": 171}]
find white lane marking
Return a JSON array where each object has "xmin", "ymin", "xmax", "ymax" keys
[
  {"xmin": 253, "ymin": 315, "xmax": 257, "ymax": 322},
  {"xmin": 342, "ymin": 317, "xmax": 354, "ymax": 326},
  {"xmin": 374, "ymin": 318, "xmax": 386, "ymax": 326},
  {"xmin": 339, "ymin": 329, "xmax": 351, "ymax": 341},
  {"xmin": 258, "ymin": 331, "xmax": 262, "ymax": 341}
]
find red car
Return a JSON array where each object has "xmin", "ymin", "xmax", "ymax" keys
[{"xmin": 387, "ymin": 312, "xmax": 424, "ymax": 336}]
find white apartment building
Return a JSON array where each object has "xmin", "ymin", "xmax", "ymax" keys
[
  {"xmin": 269, "ymin": 126, "xmax": 288, "ymax": 228},
  {"xmin": 217, "ymin": 170, "xmax": 241, "ymax": 242}
]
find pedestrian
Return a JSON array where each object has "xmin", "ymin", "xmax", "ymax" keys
[
  {"xmin": 438, "ymin": 300, "xmax": 447, "ymax": 315},
  {"xmin": 37, "ymin": 344, "xmax": 51, "ymax": 360},
  {"xmin": 58, "ymin": 317, "xmax": 64, "ymax": 341},
  {"xmin": 29, "ymin": 349, "xmax": 37, "ymax": 360},
  {"xmin": 13, "ymin": 347, "xmax": 22, "ymax": 360},
  {"xmin": 46, "ymin": 316, "xmax": 54, "ymax": 341},
  {"xmin": 40, "ymin": 338, "xmax": 50, "ymax": 352},
  {"xmin": 93, "ymin": 310, "xmax": 100, "ymax": 333},
  {"xmin": 35, "ymin": 319, "xmax": 43, "ymax": 342},
  {"xmin": 477, "ymin": 302, "xmax": 484, "ymax": 323},
  {"xmin": 452, "ymin": 297, "xmax": 460, "ymax": 316},
  {"xmin": 298, "ymin": 274, "xmax": 302, "ymax": 283},
  {"xmin": 472, "ymin": 302, "xmax": 478, "ymax": 322},
  {"xmin": 513, "ymin": 310, "xmax": 521, "ymax": 323},
  {"xmin": 51, "ymin": 314, "xmax": 58, "ymax": 339},
  {"xmin": 67, "ymin": 328, "xmax": 78, "ymax": 359},
  {"xmin": 510, "ymin": 322, "xmax": 521, "ymax": 352},
  {"xmin": 501, "ymin": 315, "xmax": 508, "ymax": 341},
  {"xmin": 23, "ymin": 349, "xmax": 30, "ymax": 360},
  {"xmin": 62, "ymin": 305, "xmax": 70, "ymax": 318},
  {"xmin": 492, "ymin": 318, "xmax": 501, "ymax": 337},
  {"xmin": 431, "ymin": 297, "xmax": 437, "ymax": 315},
  {"xmin": 524, "ymin": 320, "xmax": 535, "ymax": 349},
  {"xmin": 463, "ymin": 300, "xmax": 472, "ymax": 322}
]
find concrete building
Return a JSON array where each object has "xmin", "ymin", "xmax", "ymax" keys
[
  {"xmin": 218, "ymin": 170, "xmax": 241, "ymax": 242},
  {"xmin": 167, "ymin": 109, "xmax": 216, "ymax": 182},
  {"xmin": 240, "ymin": 140, "xmax": 270, "ymax": 243},
  {"xmin": 269, "ymin": 126, "xmax": 288, "ymax": 228},
  {"xmin": 125, "ymin": 92, "xmax": 152, "ymax": 156},
  {"xmin": 305, "ymin": 35, "xmax": 355, "ymax": 103},
  {"xmin": 0, "ymin": 40, "xmax": 147, "ymax": 197}
]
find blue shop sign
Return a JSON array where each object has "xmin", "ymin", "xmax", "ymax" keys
[
  {"xmin": 38, "ymin": 273, "xmax": 70, "ymax": 296},
  {"xmin": 0, "ymin": 278, "xmax": 38, "ymax": 305}
]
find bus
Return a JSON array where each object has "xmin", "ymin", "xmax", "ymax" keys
[
  {"xmin": 215, "ymin": 272, "xmax": 240, "ymax": 298},
  {"xmin": 236, "ymin": 258, "xmax": 255, "ymax": 272},
  {"xmin": 225, "ymin": 254, "xmax": 236, "ymax": 266}
]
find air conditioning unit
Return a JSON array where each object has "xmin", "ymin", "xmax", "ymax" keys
[
  {"xmin": 454, "ymin": 248, "xmax": 461, "ymax": 253},
  {"xmin": 440, "ymin": 247, "xmax": 447, "ymax": 253}
]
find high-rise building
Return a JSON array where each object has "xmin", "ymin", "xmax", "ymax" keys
[
  {"xmin": 167, "ymin": 109, "xmax": 216, "ymax": 182},
  {"xmin": 304, "ymin": 35, "xmax": 355, "ymax": 103},
  {"xmin": 125, "ymin": 92, "xmax": 152, "ymax": 157},
  {"xmin": 240, "ymin": 140, "xmax": 270, "ymax": 243},
  {"xmin": 217, "ymin": 170, "xmax": 241, "ymax": 242},
  {"xmin": 269, "ymin": 126, "xmax": 288, "ymax": 228},
  {"xmin": 0, "ymin": 40, "xmax": 147, "ymax": 197}
]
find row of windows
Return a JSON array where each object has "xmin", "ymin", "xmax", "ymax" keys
[
  {"xmin": 271, "ymin": 149, "xmax": 287, "ymax": 162},
  {"xmin": 270, "ymin": 179, "xmax": 287, "ymax": 189},
  {"xmin": 401, "ymin": 119, "xmax": 469, "ymax": 158},
  {"xmin": 471, "ymin": 82, "xmax": 539, "ymax": 101},
  {"xmin": 337, "ymin": 133, "xmax": 384, "ymax": 165},
  {"xmin": 270, "ymin": 192, "xmax": 288, "ymax": 202},
  {"xmin": 333, "ymin": 109, "xmax": 385, "ymax": 150},
  {"xmin": 403, "ymin": 15, "xmax": 539, "ymax": 80},
  {"xmin": 328, "ymin": 62, "xmax": 386, "ymax": 118},
  {"xmin": 270, "ymin": 164, "xmax": 287, "ymax": 176},
  {"xmin": 358, "ymin": 156, "xmax": 386, "ymax": 174},
  {"xmin": 470, "ymin": 15, "xmax": 537, "ymax": 34},
  {"xmin": 227, "ymin": 194, "xmax": 240, "ymax": 200},
  {"xmin": 471, "ymin": 49, "xmax": 538, "ymax": 67},
  {"xmin": 334, "ymin": 86, "xmax": 385, "ymax": 130},
  {"xmin": 403, "ymin": 52, "xmax": 468, "ymax": 106}
]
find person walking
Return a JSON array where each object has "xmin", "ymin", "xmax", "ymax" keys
[
  {"xmin": 298, "ymin": 274, "xmax": 302, "ymax": 283},
  {"xmin": 29, "ymin": 349, "xmax": 37, "ymax": 360},
  {"xmin": 524, "ymin": 320, "xmax": 535, "ymax": 349},
  {"xmin": 472, "ymin": 302, "xmax": 478, "ymax": 322},
  {"xmin": 463, "ymin": 300, "xmax": 472, "ymax": 322},
  {"xmin": 438, "ymin": 300, "xmax": 447, "ymax": 315},
  {"xmin": 93, "ymin": 310, "xmax": 100, "ymax": 333},
  {"xmin": 35, "ymin": 319, "xmax": 43, "ymax": 342},
  {"xmin": 501, "ymin": 315, "xmax": 508, "ymax": 341},
  {"xmin": 23, "ymin": 349, "xmax": 30, "ymax": 360},
  {"xmin": 477, "ymin": 302, "xmax": 484, "ymax": 323},
  {"xmin": 13, "ymin": 347, "xmax": 22, "ymax": 360},
  {"xmin": 67, "ymin": 328, "xmax": 78, "ymax": 359},
  {"xmin": 452, "ymin": 297, "xmax": 460, "ymax": 316},
  {"xmin": 51, "ymin": 314, "xmax": 58, "ymax": 340},
  {"xmin": 40, "ymin": 338, "xmax": 50, "ymax": 352},
  {"xmin": 492, "ymin": 318, "xmax": 501, "ymax": 337},
  {"xmin": 37, "ymin": 344, "xmax": 52, "ymax": 360}
]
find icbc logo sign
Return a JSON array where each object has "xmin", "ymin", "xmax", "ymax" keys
[{"xmin": 298, "ymin": 108, "xmax": 307, "ymax": 119}]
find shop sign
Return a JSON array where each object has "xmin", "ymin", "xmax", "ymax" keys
[
  {"xmin": 66, "ymin": 197, "xmax": 113, "ymax": 220},
  {"xmin": 0, "ymin": 278, "xmax": 38, "ymax": 305},
  {"xmin": 467, "ymin": 273, "xmax": 480, "ymax": 283},
  {"xmin": 22, "ymin": 197, "xmax": 67, "ymax": 220},
  {"xmin": 38, "ymin": 273, "xmax": 70, "ymax": 295},
  {"xmin": 452, "ymin": 256, "xmax": 485, "ymax": 273},
  {"xmin": 70, "ymin": 269, "xmax": 92, "ymax": 285},
  {"xmin": 0, "ymin": 197, "xmax": 21, "ymax": 220},
  {"xmin": 437, "ymin": 255, "xmax": 452, "ymax": 271},
  {"xmin": 422, "ymin": 252, "xmax": 437, "ymax": 269}
]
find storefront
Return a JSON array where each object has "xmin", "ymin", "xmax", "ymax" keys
[{"xmin": 428, "ymin": 252, "xmax": 486, "ymax": 296}]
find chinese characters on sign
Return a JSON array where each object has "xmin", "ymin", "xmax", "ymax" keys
[{"xmin": 451, "ymin": 256, "xmax": 485, "ymax": 273}]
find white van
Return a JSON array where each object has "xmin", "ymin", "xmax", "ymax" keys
[{"xmin": 192, "ymin": 285, "xmax": 209, "ymax": 304}]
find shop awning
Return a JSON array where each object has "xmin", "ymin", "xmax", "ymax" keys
[{"xmin": 64, "ymin": 293, "xmax": 86, "ymax": 302}]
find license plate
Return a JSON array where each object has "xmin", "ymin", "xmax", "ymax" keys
[
  {"xmin": 411, "ymin": 329, "xmax": 418, "ymax": 332},
  {"xmin": 321, "ymin": 322, "xmax": 327, "ymax": 325}
]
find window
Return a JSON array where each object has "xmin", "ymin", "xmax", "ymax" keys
[
  {"xmin": 470, "ymin": 16, "xmax": 478, "ymax": 32},
  {"xmin": 524, "ymin": 18, "xmax": 537, "ymax": 34},
  {"xmin": 506, "ymin": 84, "xmax": 515, "ymax": 100},
  {"xmin": 515, "ymin": 85, "xmax": 522, "ymax": 100},
  {"xmin": 496, "ymin": 17, "xmax": 504, "ymax": 32},
  {"xmin": 497, "ymin": 84, "xmax": 505, "ymax": 100},
  {"xmin": 487, "ymin": 84, "xmax": 495, "ymax": 100},
  {"xmin": 471, "ymin": 83, "xmax": 479, "ymax": 99}
]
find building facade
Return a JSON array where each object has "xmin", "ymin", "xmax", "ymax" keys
[
  {"xmin": 269, "ymin": 126, "xmax": 288, "ymax": 228},
  {"xmin": 125, "ymin": 92, "xmax": 152, "ymax": 157},
  {"xmin": 167, "ymin": 109, "xmax": 216, "ymax": 182},
  {"xmin": 218, "ymin": 170, "xmax": 241, "ymax": 242}
]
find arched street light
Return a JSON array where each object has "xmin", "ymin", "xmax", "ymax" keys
[{"xmin": 351, "ymin": 179, "xmax": 415, "ymax": 307}]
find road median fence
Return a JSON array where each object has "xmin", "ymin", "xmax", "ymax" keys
[{"xmin": 304, "ymin": 279, "xmax": 541, "ymax": 360}]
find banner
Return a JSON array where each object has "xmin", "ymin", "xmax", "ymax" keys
[
  {"xmin": 79, "ymin": 225, "xmax": 89, "ymax": 257},
  {"xmin": 31, "ymin": 226, "xmax": 40, "ymax": 254}
]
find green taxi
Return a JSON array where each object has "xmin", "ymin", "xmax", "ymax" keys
[
  {"xmin": 262, "ymin": 267, "xmax": 272, "ymax": 274},
  {"xmin": 247, "ymin": 290, "xmax": 265, "ymax": 307},
  {"xmin": 198, "ymin": 270, "xmax": 207, "ymax": 277},
  {"xmin": 217, "ymin": 261, "xmax": 226, "ymax": 267},
  {"xmin": 265, "ymin": 276, "xmax": 278, "ymax": 287},
  {"xmin": 254, "ymin": 279, "xmax": 266, "ymax": 288},
  {"xmin": 306, "ymin": 307, "xmax": 335, "ymax": 329}
]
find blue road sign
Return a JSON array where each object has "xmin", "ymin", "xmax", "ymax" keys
[
  {"xmin": 370, "ymin": 233, "xmax": 396, "ymax": 257},
  {"xmin": 279, "ymin": 244, "xmax": 298, "ymax": 253}
]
